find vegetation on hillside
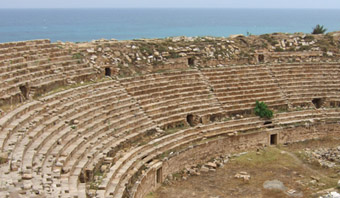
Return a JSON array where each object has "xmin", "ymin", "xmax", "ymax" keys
[{"xmin": 312, "ymin": 24, "xmax": 327, "ymax": 34}]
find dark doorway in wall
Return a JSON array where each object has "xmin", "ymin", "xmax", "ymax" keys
[
  {"xmin": 156, "ymin": 167, "xmax": 162, "ymax": 183},
  {"xmin": 264, "ymin": 121, "xmax": 274, "ymax": 128},
  {"xmin": 19, "ymin": 85, "xmax": 29, "ymax": 100},
  {"xmin": 258, "ymin": 54, "xmax": 264, "ymax": 63},
  {"xmin": 188, "ymin": 58, "xmax": 194, "ymax": 66},
  {"xmin": 105, "ymin": 67, "xmax": 111, "ymax": 76},
  {"xmin": 270, "ymin": 134, "xmax": 278, "ymax": 145},
  {"xmin": 312, "ymin": 98, "xmax": 323, "ymax": 109},
  {"xmin": 210, "ymin": 114, "xmax": 220, "ymax": 123},
  {"xmin": 187, "ymin": 114, "xmax": 194, "ymax": 127}
]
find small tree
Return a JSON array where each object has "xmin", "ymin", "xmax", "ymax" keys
[
  {"xmin": 312, "ymin": 24, "xmax": 327, "ymax": 34},
  {"xmin": 254, "ymin": 101, "xmax": 273, "ymax": 119}
]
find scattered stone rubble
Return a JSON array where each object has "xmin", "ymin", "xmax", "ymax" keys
[
  {"xmin": 320, "ymin": 192, "xmax": 340, "ymax": 198},
  {"xmin": 164, "ymin": 152, "xmax": 249, "ymax": 184},
  {"xmin": 73, "ymin": 31, "xmax": 340, "ymax": 77},
  {"xmin": 304, "ymin": 146, "xmax": 340, "ymax": 168},
  {"xmin": 234, "ymin": 171, "xmax": 251, "ymax": 182}
]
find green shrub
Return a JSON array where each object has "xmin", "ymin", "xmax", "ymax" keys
[
  {"xmin": 312, "ymin": 24, "xmax": 327, "ymax": 34},
  {"xmin": 298, "ymin": 45, "xmax": 311, "ymax": 51},
  {"xmin": 304, "ymin": 35, "xmax": 315, "ymax": 42},
  {"xmin": 0, "ymin": 157, "xmax": 8, "ymax": 164},
  {"xmin": 260, "ymin": 34, "xmax": 278, "ymax": 46},
  {"xmin": 72, "ymin": 53, "xmax": 83, "ymax": 59},
  {"xmin": 274, "ymin": 47, "xmax": 284, "ymax": 52},
  {"xmin": 254, "ymin": 101, "xmax": 273, "ymax": 119}
]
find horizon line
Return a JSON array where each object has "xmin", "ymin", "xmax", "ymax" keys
[{"xmin": 1, "ymin": 7, "xmax": 340, "ymax": 9}]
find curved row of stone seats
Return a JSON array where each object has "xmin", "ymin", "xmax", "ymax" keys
[
  {"xmin": 0, "ymin": 43, "xmax": 59, "ymax": 61},
  {"xmin": 201, "ymin": 65, "xmax": 288, "ymax": 114},
  {"xmin": 120, "ymin": 69, "xmax": 224, "ymax": 130},
  {"xmin": 95, "ymin": 116, "xmax": 264, "ymax": 197},
  {"xmin": 122, "ymin": 108, "xmax": 340, "ymax": 198},
  {"xmin": 0, "ymin": 61, "xmax": 95, "ymax": 106},
  {"xmin": 0, "ymin": 39, "xmax": 50, "ymax": 51},
  {"xmin": 1, "ymin": 80, "xmax": 113, "ymax": 159},
  {"xmin": 98, "ymin": 108, "xmax": 338, "ymax": 198},
  {"xmin": 0, "ymin": 51, "xmax": 61, "ymax": 69},
  {"xmin": 0, "ymin": 79, "xmax": 108, "ymax": 193},
  {"xmin": 48, "ymin": 90, "xmax": 155, "ymax": 197},
  {"xmin": 0, "ymin": 101, "xmax": 42, "ymax": 150},
  {"xmin": 21, "ymin": 83, "xmax": 124, "ymax": 171},
  {"xmin": 0, "ymin": 43, "xmax": 61, "ymax": 69},
  {"xmin": 0, "ymin": 79, "xmax": 157, "ymax": 197},
  {"xmin": 273, "ymin": 109, "xmax": 321, "ymax": 124},
  {"xmin": 0, "ymin": 67, "xmax": 260, "ymax": 196},
  {"xmin": 38, "ymin": 88, "xmax": 134, "ymax": 195},
  {"xmin": 1, "ymin": 61, "xmax": 340, "ymax": 198},
  {"xmin": 0, "ymin": 80, "xmax": 119, "ymax": 197},
  {"xmin": 0, "ymin": 48, "xmax": 67, "ymax": 74},
  {"xmin": 103, "ymin": 114, "xmax": 268, "ymax": 198},
  {"xmin": 1, "ymin": 55, "xmax": 73, "ymax": 86},
  {"xmin": 0, "ymin": 40, "xmax": 98, "ymax": 106},
  {"xmin": 269, "ymin": 63, "xmax": 340, "ymax": 107},
  {"xmin": 127, "ymin": 108, "xmax": 340, "ymax": 198}
]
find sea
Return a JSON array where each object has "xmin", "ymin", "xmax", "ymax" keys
[{"xmin": 0, "ymin": 8, "xmax": 340, "ymax": 43}]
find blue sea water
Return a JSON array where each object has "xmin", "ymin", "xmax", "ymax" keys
[{"xmin": 0, "ymin": 8, "xmax": 340, "ymax": 43}]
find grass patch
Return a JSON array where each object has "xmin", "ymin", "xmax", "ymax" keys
[
  {"xmin": 139, "ymin": 44, "xmax": 153, "ymax": 55},
  {"xmin": 280, "ymin": 136, "xmax": 337, "ymax": 151},
  {"xmin": 230, "ymin": 148, "xmax": 298, "ymax": 169},
  {"xmin": 279, "ymin": 138, "xmax": 340, "ymax": 188},
  {"xmin": 274, "ymin": 47, "xmax": 284, "ymax": 52},
  {"xmin": 304, "ymin": 35, "xmax": 315, "ymax": 42},
  {"xmin": 275, "ymin": 108, "xmax": 289, "ymax": 114},
  {"xmin": 260, "ymin": 34, "xmax": 279, "ymax": 46},
  {"xmin": 0, "ymin": 157, "xmax": 8, "ymax": 164},
  {"xmin": 145, "ymin": 192, "xmax": 155, "ymax": 198},
  {"xmin": 297, "ymin": 45, "xmax": 311, "ymax": 51},
  {"xmin": 164, "ymin": 125, "xmax": 188, "ymax": 135},
  {"xmin": 0, "ymin": 104, "xmax": 20, "ymax": 113},
  {"xmin": 72, "ymin": 53, "xmax": 83, "ymax": 60}
]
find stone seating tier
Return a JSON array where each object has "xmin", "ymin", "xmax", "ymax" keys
[
  {"xmin": 0, "ymin": 39, "xmax": 50, "ymax": 50},
  {"xmin": 1, "ymin": 63, "xmax": 340, "ymax": 198}
]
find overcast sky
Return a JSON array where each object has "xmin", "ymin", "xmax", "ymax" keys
[{"xmin": 1, "ymin": 0, "xmax": 340, "ymax": 9}]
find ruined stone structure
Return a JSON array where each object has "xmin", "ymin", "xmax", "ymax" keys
[{"xmin": 0, "ymin": 32, "xmax": 340, "ymax": 198}]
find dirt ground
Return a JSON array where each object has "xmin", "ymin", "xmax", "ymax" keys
[{"xmin": 147, "ymin": 137, "xmax": 340, "ymax": 198}]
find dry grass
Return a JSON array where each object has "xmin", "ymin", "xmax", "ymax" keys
[
  {"xmin": 145, "ymin": 192, "xmax": 155, "ymax": 198},
  {"xmin": 0, "ymin": 103, "xmax": 20, "ymax": 113}
]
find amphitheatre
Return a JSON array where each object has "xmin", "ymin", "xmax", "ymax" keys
[{"xmin": 0, "ymin": 31, "xmax": 340, "ymax": 198}]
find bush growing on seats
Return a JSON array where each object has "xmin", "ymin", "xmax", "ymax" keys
[{"xmin": 254, "ymin": 101, "xmax": 273, "ymax": 119}]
